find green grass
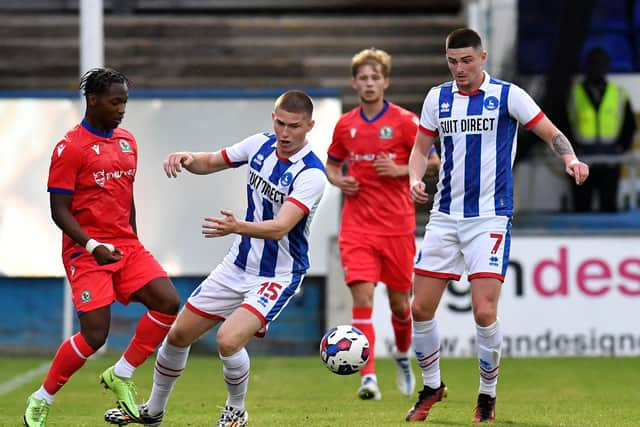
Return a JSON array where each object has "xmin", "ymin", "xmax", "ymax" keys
[{"xmin": 1, "ymin": 355, "xmax": 638, "ymax": 426}]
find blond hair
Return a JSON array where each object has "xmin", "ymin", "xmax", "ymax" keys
[{"xmin": 351, "ymin": 48, "xmax": 392, "ymax": 78}]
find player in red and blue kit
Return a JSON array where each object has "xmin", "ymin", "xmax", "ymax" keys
[
  {"xmin": 327, "ymin": 48, "xmax": 440, "ymax": 401},
  {"xmin": 24, "ymin": 68, "xmax": 180, "ymax": 427},
  {"xmin": 406, "ymin": 29, "xmax": 589, "ymax": 423}
]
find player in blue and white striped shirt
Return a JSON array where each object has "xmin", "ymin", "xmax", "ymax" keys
[
  {"xmin": 405, "ymin": 29, "xmax": 589, "ymax": 424},
  {"xmin": 104, "ymin": 90, "xmax": 326, "ymax": 427}
]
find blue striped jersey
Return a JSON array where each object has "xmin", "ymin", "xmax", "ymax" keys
[
  {"xmin": 419, "ymin": 72, "xmax": 544, "ymax": 218},
  {"xmin": 220, "ymin": 132, "xmax": 326, "ymax": 277}
]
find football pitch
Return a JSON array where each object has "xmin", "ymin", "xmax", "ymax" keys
[{"xmin": 0, "ymin": 354, "xmax": 638, "ymax": 426}]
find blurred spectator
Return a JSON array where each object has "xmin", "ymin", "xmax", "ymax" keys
[{"xmin": 566, "ymin": 47, "xmax": 636, "ymax": 212}]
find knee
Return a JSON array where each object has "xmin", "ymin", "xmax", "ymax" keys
[
  {"xmin": 349, "ymin": 282, "xmax": 376, "ymax": 308},
  {"xmin": 81, "ymin": 328, "xmax": 108, "ymax": 350},
  {"xmin": 166, "ymin": 325, "xmax": 193, "ymax": 348},
  {"xmin": 411, "ymin": 299, "xmax": 435, "ymax": 322},
  {"xmin": 473, "ymin": 306, "xmax": 497, "ymax": 326},
  {"xmin": 216, "ymin": 329, "xmax": 241, "ymax": 356},
  {"xmin": 156, "ymin": 294, "xmax": 181, "ymax": 315},
  {"xmin": 389, "ymin": 297, "xmax": 411, "ymax": 316},
  {"xmin": 163, "ymin": 297, "xmax": 181, "ymax": 315}
]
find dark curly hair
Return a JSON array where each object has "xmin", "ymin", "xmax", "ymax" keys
[{"xmin": 79, "ymin": 68, "xmax": 129, "ymax": 96}]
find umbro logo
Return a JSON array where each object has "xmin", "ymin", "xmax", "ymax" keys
[{"xmin": 91, "ymin": 144, "xmax": 100, "ymax": 155}]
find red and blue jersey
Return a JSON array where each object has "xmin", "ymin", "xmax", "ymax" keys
[
  {"xmin": 47, "ymin": 120, "xmax": 138, "ymax": 253},
  {"xmin": 328, "ymin": 101, "xmax": 418, "ymax": 235},
  {"xmin": 419, "ymin": 72, "xmax": 544, "ymax": 218},
  {"xmin": 221, "ymin": 132, "xmax": 326, "ymax": 277}
]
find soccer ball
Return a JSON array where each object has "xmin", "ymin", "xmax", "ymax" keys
[{"xmin": 319, "ymin": 325, "xmax": 370, "ymax": 375}]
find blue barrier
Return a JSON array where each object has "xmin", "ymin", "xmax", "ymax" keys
[{"xmin": 0, "ymin": 276, "xmax": 325, "ymax": 356}]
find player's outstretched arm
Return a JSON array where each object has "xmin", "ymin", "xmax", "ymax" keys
[
  {"xmin": 530, "ymin": 116, "xmax": 589, "ymax": 185},
  {"xmin": 163, "ymin": 150, "xmax": 229, "ymax": 178},
  {"xmin": 202, "ymin": 202, "xmax": 306, "ymax": 240},
  {"xmin": 408, "ymin": 131, "xmax": 435, "ymax": 203}
]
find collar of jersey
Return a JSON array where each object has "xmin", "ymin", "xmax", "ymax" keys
[
  {"xmin": 452, "ymin": 71, "xmax": 490, "ymax": 96},
  {"xmin": 279, "ymin": 140, "xmax": 312, "ymax": 163},
  {"xmin": 359, "ymin": 100, "xmax": 389, "ymax": 123},
  {"xmin": 81, "ymin": 119, "xmax": 114, "ymax": 138}
]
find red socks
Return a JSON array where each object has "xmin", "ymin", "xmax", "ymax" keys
[
  {"xmin": 43, "ymin": 333, "xmax": 95, "ymax": 394},
  {"xmin": 392, "ymin": 308, "xmax": 412, "ymax": 353},
  {"xmin": 123, "ymin": 311, "xmax": 176, "ymax": 367},
  {"xmin": 352, "ymin": 306, "xmax": 375, "ymax": 376}
]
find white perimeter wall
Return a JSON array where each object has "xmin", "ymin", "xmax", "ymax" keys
[
  {"xmin": 330, "ymin": 235, "xmax": 640, "ymax": 358},
  {"xmin": 0, "ymin": 96, "xmax": 342, "ymax": 276}
]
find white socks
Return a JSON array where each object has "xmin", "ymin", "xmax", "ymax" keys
[
  {"xmin": 34, "ymin": 386, "xmax": 55, "ymax": 405},
  {"xmin": 221, "ymin": 348, "xmax": 250, "ymax": 410},
  {"xmin": 147, "ymin": 341, "xmax": 190, "ymax": 416},
  {"xmin": 412, "ymin": 318, "xmax": 441, "ymax": 389},
  {"xmin": 476, "ymin": 320, "xmax": 502, "ymax": 398},
  {"xmin": 114, "ymin": 356, "xmax": 135, "ymax": 379}
]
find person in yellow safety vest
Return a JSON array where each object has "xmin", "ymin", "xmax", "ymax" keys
[{"xmin": 567, "ymin": 47, "xmax": 636, "ymax": 212}]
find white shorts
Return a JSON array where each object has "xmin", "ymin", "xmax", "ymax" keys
[
  {"xmin": 186, "ymin": 259, "xmax": 304, "ymax": 337},
  {"xmin": 415, "ymin": 211, "xmax": 512, "ymax": 281}
]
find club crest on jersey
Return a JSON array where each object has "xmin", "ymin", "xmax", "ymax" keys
[
  {"xmin": 350, "ymin": 128, "xmax": 357, "ymax": 138},
  {"xmin": 379, "ymin": 126, "xmax": 393, "ymax": 139},
  {"xmin": 94, "ymin": 169, "xmax": 106, "ymax": 187},
  {"xmin": 484, "ymin": 96, "xmax": 499, "ymax": 111},
  {"xmin": 81, "ymin": 290, "xmax": 91, "ymax": 303},
  {"xmin": 440, "ymin": 102, "xmax": 450, "ymax": 113},
  {"xmin": 92, "ymin": 144, "xmax": 100, "ymax": 155},
  {"xmin": 118, "ymin": 139, "xmax": 132, "ymax": 153},
  {"xmin": 280, "ymin": 172, "xmax": 293, "ymax": 186},
  {"xmin": 57, "ymin": 144, "xmax": 66, "ymax": 157}
]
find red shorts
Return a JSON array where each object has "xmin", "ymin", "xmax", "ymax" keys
[
  {"xmin": 338, "ymin": 231, "xmax": 415, "ymax": 292},
  {"xmin": 62, "ymin": 239, "xmax": 167, "ymax": 313}
]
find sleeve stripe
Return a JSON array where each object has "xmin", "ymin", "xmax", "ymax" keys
[
  {"xmin": 286, "ymin": 197, "xmax": 310, "ymax": 214},
  {"xmin": 419, "ymin": 125, "xmax": 438, "ymax": 136},
  {"xmin": 326, "ymin": 153, "xmax": 344, "ymax": 164},
  {"xmin": 524, "ymin": 111, "xmax": 545, "ymax": 129},
  {"xmin": 221, "ymin": 148, "xmax": 234, "ymax": 167},
  {"xmin": 48, "ymin": 187, "xmax": 74, "ymax": 195}
]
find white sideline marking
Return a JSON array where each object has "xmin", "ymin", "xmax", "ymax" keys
[{"xmin": 0, "ymin": 363, "xmax": 50, "ymax": 396}]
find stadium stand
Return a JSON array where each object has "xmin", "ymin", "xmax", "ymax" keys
[
  {"xmin": 0, "ymin": 0, "xmax": 463, "ymax": 114},
  {"xmin": 518, "ymin": 0, "xmax": 640, "ymax": 74}
]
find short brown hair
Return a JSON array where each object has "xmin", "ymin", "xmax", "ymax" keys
[
  {"xmin": 274, "ymin": 90, "xmax": 314, "ymax": 118},
  {"xmin": 445, "ymin": 28, "xmax": 483, "ymax": 51},
  {"xmin": 351, "ymin": 48, "xmax": 392, "ymax": 78}
]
